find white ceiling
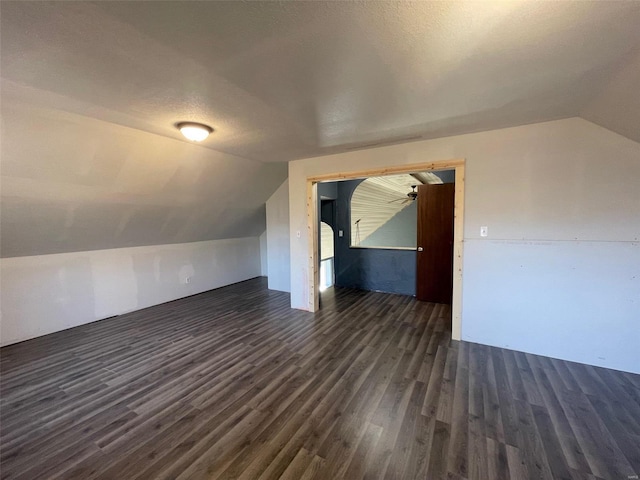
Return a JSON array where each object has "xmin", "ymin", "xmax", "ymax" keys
[
  {"xmin": 1, "ymin": 1, "xmax": 639, "ymax": 257},
  {"xmin": 2, "ymin": 1, "xmax": 639, "ymax": 161},
  {"xmin": 0, "ymin": 99, "xmax": 288, "ymax": 257}
]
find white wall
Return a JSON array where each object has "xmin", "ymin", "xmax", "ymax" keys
[
  {"xmin": 288, "ymin": 118, "xmax": 640, "ymax": 374},
  {"xmin": 259, "ymin": 231, "xmax": 268, "ymax": 276},
  {"xmin": 0, "ymin": 237, "xmax": 261, "ymax": 346},
  {"xmin": 266, "ymin": 179, "xmax": 291, "ymax": 292}
]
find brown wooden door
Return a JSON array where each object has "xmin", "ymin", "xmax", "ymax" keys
[{"xmin": 416, "ymin": 183, "xmax": 455, "ymax": 303}]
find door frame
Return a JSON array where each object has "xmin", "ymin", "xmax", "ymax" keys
[{"xmin": 306, "ymin": 158, "xmax": 466, "ymax": 341}]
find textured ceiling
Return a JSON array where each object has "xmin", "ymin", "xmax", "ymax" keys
[
  {"xmin": 2, "ymin": 1, "xmax": 639, "ymax": 162},
  {"xmin": 1, "ymin": 1, "xmax": 639, "ymax": 257}
]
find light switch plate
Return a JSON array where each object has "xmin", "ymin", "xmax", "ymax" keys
[{"xmin": 480, "ymin": 226, "xmax": 488, "ymax": 237}]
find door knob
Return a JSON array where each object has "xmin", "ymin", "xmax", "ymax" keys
[{"xmin": 417, "ymin": 247, "xmax": 423, "ymax": 252}]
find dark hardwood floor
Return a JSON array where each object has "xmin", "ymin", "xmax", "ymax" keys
[{"xmin": 1, "ymin": 277, "xmax": 639, "ymax": 480}]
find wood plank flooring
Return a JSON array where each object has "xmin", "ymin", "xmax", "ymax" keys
[{"xmin": 1, "ymin": 277, "xmax": 639, "ymax": 479}]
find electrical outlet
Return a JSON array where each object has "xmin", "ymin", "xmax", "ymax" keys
[
  {"xmin": 480, "ymin": 226, "xmax": 488, "ymax": 237},
  {"xmin": 185, "ymin": 276, "xmax": 191, "ymax": 284}
]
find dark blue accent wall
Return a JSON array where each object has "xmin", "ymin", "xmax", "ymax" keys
[{"xmin": 333, "ymin": 180, "xmax": 416, "ymax": 296}]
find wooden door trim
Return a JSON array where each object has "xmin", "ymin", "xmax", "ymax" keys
[
  {"xmin": 306, "ymin": 159, "xmax": 465, "ymax": 341},
  {"xmin": 307, "ymin": 159, "xmax": 464, "ymax": 183}
]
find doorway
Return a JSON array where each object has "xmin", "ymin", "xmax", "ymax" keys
[{"xmin": 306, "ymin": 159, "xmax": 465, "ymax": 341}]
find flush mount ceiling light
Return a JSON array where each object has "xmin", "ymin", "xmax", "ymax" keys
[{"xmin": 176, "ymin": 122, "xmax": 213, "ymax": 142}]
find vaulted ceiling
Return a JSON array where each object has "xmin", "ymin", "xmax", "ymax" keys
[{"xmin": 2, "ymin": 1, "xmax": 639, "ymax": 257}]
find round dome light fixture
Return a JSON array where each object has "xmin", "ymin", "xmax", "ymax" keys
[{"xmin": 176, "ymin": 122, "xmax": 213, "ymax": 142}]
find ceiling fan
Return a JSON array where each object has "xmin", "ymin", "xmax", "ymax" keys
[{"xmin": 389, "ymin": 185, "xmax": 418, "ymax": 204}]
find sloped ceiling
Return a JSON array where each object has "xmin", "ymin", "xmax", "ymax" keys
[
  {"xmin": 1, "ymin": 1, "xmax": 639, "ymax": 257},
  {"xmin": 0, "ymin": 97, "xmax": 287, "ymax": 257},
  {"xmin": 581, "ymin": 49, "xmax": 640, "ymax": 144}
]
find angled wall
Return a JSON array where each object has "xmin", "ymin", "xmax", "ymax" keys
[
  {"xmin": 0, "ymin": 89, "xmax": 288, "ymax": 258},
  {"xmin": 289, "ymin": 118, "xmax": 640, "ymax": 374},
  {"xmin": 0, "ymin": 83, "xmax": 287, "ymax": 346},
  {"xmin": 582, "ymin": 49, "xmax": 640, "ymax": 144}
]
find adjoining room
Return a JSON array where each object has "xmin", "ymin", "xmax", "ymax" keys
[{"xmin": 1, "ymin": 1, "xmax": 639, "ymax": 479}]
